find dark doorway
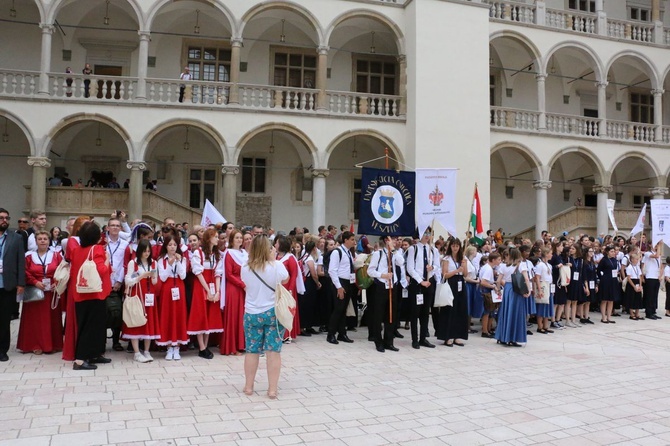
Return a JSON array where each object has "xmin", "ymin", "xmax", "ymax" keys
[
  {"xmin": 94, "ymin": 65, "xmax": 123, "ymax": 100},
  {"xmin": 91, "ymin": 170, "xmax": 114, "ymax": 188}
]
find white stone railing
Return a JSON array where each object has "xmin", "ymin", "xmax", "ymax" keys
[
  {"xmin": 606, "ymin": 119, "xmax": 655, "ymax": 142},
  {"xmin": 326, "ymin": 91, "xmax": 402, "ymax": 117},
  {"xmin": 488, "ymin": 1, "xmax": 535, "ymax": 23},
  {"xmin": 662, "ymin": 126, "xmax": 670, "ymax": 143},
  {"xmin": 238, "ymin": 84, "xmax": 317, "ymax": 111},
  {"xmin": 607, "ymin": 18, "xmax": 654, "ymax": 42},
  {"xmin": 50, "ymin": 73, "xmax": 137, "ymax": 101},
  {"xmin": 490, "ymin": 106, "xmax": 539, "ymax": 130},
  {"xmin": 546, "ymin": 113, "xmax": 599, "ymax": 137},
  {"xmin": 0, "ymin": 69, "xmax": 40, "ymax": 96},
  {"xmin": 546, "ymin": 9, "xmax": 596, "ymax": 34},
  {"xmin": 146, "ymin": 78, "xmax": 231, "ymax": 105}
]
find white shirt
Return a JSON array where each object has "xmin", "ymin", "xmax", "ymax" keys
[
  {"xmin": 664, "ymin": 265, "xmax": 670, "ymax": 282},
  {"xmin": 158, "ymin": 255, "xmax": 187, "ymax": 282},
  {"xmin": 241, "ymin": 261, "xmax": 288, "ymax": 314},
  {"xmin": 367, "ymin": 248, "xmax": 405, "ymax": 286},
  {"xmin": 106, "ymin": 236, "xmax": 128, "ymax": 286},
  {"xmin": 534, "ymin": 260, "xmax": 552, "ymax": 282},
  {"xmin": 27, "ymin": 233, "xmax": 37, "ymax": 252},
  {"xmin": 466, "ymin": 256, "xmax": 480, "ymax": 280},
  {"xmin": 328, "ymin": 246, "xmax": 355, "ymax": 289},
  {"xmin": 125, "ymin": 259, "xmax": 158, "ymax": 288},
  {"xmin": 642, "ymin": 252, "xmax": 661, "ymax": 279},
  {"xmin": 406, "ymin": 243, "xmax": 441, "ymax": 283},
  {"xmin": 626, "ymin": 263, "xmax": 642, "ymax": 280},
  {"xmin": 479, "ymin": 263, "xmax": 495, "ymax": 286}
]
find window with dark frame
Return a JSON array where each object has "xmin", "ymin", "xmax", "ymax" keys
[
  {"xmin": 189, "ymin": 168, "xmax": 216, "ymax": 209},
  {"xmin": 568, "ymin": 0, "xmax": 596, "ymax": 12},
  {"xmin": 630, "ymin": 92, "xmax": 654, "ymax": 124},
  {"xmin": 187, "ymin": 46, "xmax": 231, "ymax": 82},
  {"xmin": 355, "ymin": 58, "xmax": 398, "ymax": 96},
  {"xmin": 630, "ymin": 7, "xmax": 650, "ymax": 21},
  {"xmin": 241, "ymin": 157, "xmax": 266, "ymax": 194}
]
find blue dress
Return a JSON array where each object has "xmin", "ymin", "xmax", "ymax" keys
[
  {"xmin": 495, "ymin": 273, "xmax": 528, "ymax": 345},
  {"xmin": 524, "ymin": 260, "xmax": 537, "ymax": 316}
]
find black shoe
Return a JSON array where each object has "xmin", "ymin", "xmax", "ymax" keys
[
  {"xmin": 306, "ymin": 328, "xmax": 319, "ymax": 335},
  {"xmin": 326, "ymin": 334, "xmax": 339, "ymax": 345},
  {"xmin": 419, "ymin": 339, "xmax": 435, "ymax": 348},
  {"xmin": 319, "ymin": 326, "xmax": 328, "ymax": 332},
  {"xmin": 126, "ymin": 343, "xmax": 134, "ymax": 353},
  {"xmin": 348, "ymin": 327, "xmax": 357, "ymax": 332},
  {"xmin": 468, "ymin": 329, "xmax": 478, "ymax": 334},
  {"xmin": 412, "ymin": 341, "xmax": 420, "ymax": 349},
  {"xmin": 404, "ymin": 323, "xmax": 410, "ymax": 330},
  {"xmin": 89, "ymin": 356, "xmax": 112, "ymax": 364},
  {"xmin": 299, "ymin": 330, "xmax": 312, "ymax": 337},
  {"xmin": 526, "ymin": 330, "xmax": 533, "ymax": 335},
  {"xmin": 73, "ymin": 361, "xmax": 97, "ymax": 370},
  {"xmin": 375, "ymin": 344, "xmax": 385, "ymax": 353},
  {"xmin": 368, "ymin": 335, "xmax": 374, "ymax": 342},
  {"xmin": 198, "ymin": 349, "xmax": 213, "ymax": 359},
  {"xmin": 384, "ymin": 345, "xmax": 399, "ymax": 352},
  {"xmin": 0, "ymin": 352, "xmax": 8, "ymax": 362},
  {"xmin": 337, "ymin": 334, "xmax": 354, "ymax": 343},
  {"xmin": 393, "ymin": 331, "xmax": 404, "ymax": 339},
  {"xmin": 612, "ymin": 312, "xmax": 621, "ymax": 317},
  {"xmin": 112, "ymin": 343, "xmax": 124, "ymax": 352},
  {"xmin": 481, "ymin": 332, "xmax": 493, "ymax": 338}
]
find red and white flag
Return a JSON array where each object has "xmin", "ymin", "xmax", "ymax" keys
[{"xmin": 200, "ymin": 199, "xmax": 227, "ymax": 227}]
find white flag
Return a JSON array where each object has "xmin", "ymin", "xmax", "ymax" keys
[
  {"xmin": 200, "ymin": 199, "xmax": 227, "ymax": 227},
  {"xmin": 415, "ymin": 168, "xmax": 458, "ymax": 237},
  {"xmin": 650, "ymin": 199, "xmax": 670, "ymax": 247},
  {"xmin": 606, "ymin": 199, "xmax": 618, "ymax": 232},
  {"xmin": 630, "ymin": 203, "xmax": 647, "ymax": 236}
]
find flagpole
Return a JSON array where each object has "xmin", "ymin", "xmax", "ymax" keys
[
  {"xmin": 466, "ymin": 183, "xmax": 477, "ymax": 241},
  {"xmin": 384, "ymin": 147, "xmax": 393, "ymax": 325}
]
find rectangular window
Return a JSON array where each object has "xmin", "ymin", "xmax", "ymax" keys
[
  {"xmin": 188, "ymin": 167, "xmax": 217, "ymax": 208},
  {"xmin": 630, "ymin": 92, "xmax": 654, "ymax": 124},
  {"xmin": 272, "ymin": 48, "xmax": 317, "ymax": 110},
  {"xmin": 241, "ymin": 157, "xmax": 266, "ymax": 194},
  {"xmin": 354, "ymin": 57, "xmax": 398, "ymax": 95},
  {"xmin": 187, "ymin": 45, "xmax": 231, "ymax": 82},
  {"xmin": 630, "ymin": 7, "xmax": 650, "ymax": 21},
  {"xmin": 633, "ymin": 195, "xmax": 651, "ymax": 209},
  {"xmin": 353, "ymin": 178, "xmax": 362, "ymax": 220},
  {"xmin": 568, "ymin": 0, "xmax": 596, "ymax": 12}
]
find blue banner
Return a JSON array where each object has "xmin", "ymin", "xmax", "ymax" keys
[{"xmin": 358, "ymin": 167, "xmax": 415, "ymax": 236}]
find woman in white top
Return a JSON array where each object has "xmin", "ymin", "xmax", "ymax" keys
[
  {"xmin": 240, "ymin": 235, "xmax": 289, "ymax": 399},
  {"xmin": 494, "ymin": 248, "xmax": 531, "ymax": 347},
  {"xmin": 625, "ymin": 252, "xmax": 644, "ymax": 320},
  {"xmin": 533, "ymin": 247, "xmax": 554, "ymax": 334}
]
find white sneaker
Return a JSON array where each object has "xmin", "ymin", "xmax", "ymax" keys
[
  {"xmin": 143, "ymin": 351, "xmax": 154, "ymax": 362},
  {"xmin": 165, "ymin": 347, "xmax": 174, "ymax": 361},
  {"xmin": 172, "ymin": 347, "xmax": 181, "ymax": 361},
  {"xmin": 134, "ymin": 352, "xmax": 150, "ymax": 363}
]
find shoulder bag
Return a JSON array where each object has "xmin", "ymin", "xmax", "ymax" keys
[
  {"xmin": 122, "ymin": 284, "xmax": 147, "ymax": 328},
  {"xmin": 434, "ymin": 277, "xmax": 454, "ymax": 307},
  {"xmin": 22, "ymin": 286, "xmax": 45, "ymax": 303},
  {"xmin": 76, "ymin": 247, "xmax": 103, "ymax": 293},
  {"xmin": 511, "ymin": 265, "xmax": 529, "ymax": 295}
]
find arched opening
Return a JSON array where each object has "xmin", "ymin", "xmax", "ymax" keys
[
  {"xmin": 0, "ymin": 113, "xmax": 33, "ymax": 217},
  {"xmin": 611, "ymin": 154, "xmax": 661, "ymax": 209},
  {"xmin": 0, "ymin": 0, "xmax": 43, "ymax": 71}
]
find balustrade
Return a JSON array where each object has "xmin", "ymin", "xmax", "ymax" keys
[
  {"xmin": 489, "ymin": 1, "xmax": 535, "ymax": 23},
  {"xmin": 490, "ymin": 107, "xmax": 539, "ymax": 130},
  {"xmin": 606, "ymin": 120, "xmax": 655, "ymax": 142},
  {"xmin": 546, "ymin": 9, "xmax": 596, "ymax": 34},
  {"xmin": 608, "ymin": 19, "xmax": 654, "ymax": 42},
  {"xmin": 327, "ymin": 91, "xmax": 402, "ymax": 117},
  {"xmin": 50, "ymin": 73, "xmax": 136, "ymax": 100},
  {"xmin": 238, "ymin": 84, "xmax": 317, "ymax": 111},
  {"xmin": 0, "ymin": 70, "xmax": 39, "ymax": 96}
]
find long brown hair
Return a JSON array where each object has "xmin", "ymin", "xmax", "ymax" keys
[
  {"xmin": 201, "ymin": 228, "xmax": 220, "ymax": 261},
  {"xmin": 248, "ymin": 235, "xmax": 273, "ymax": 272}
]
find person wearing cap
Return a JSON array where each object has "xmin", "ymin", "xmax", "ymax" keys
[{"xmin": 179, "ymin": 66, "xmax": 192, "ymax": 103}]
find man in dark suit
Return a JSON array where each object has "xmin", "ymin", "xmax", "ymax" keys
[{"xmin": 0, "ymin": 208, "xmax": 26, "ymax": 361}]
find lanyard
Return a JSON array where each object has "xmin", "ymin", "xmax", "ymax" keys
[
  {"xmin": 341, "ymin": 247, "xmax": 354, "ymax": 273},
  {"xmin": 107, "ymin": 239, "xmax": 120, "ymax": 268},
  {"xmin": 36, "ymin": 251, "xmax": 49, "ymax": 277},
  {"xmin": 139, "ymin": 260, "xmax": 152, "ymax": 291}
]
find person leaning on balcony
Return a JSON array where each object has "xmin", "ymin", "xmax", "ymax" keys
[
  {"xmin": 179, "ymin": 66, "xmax": 191, "ymax": 103},
  {"xmin": 82, "ymin": 63, "xmax": 92, "ymax": 98}
]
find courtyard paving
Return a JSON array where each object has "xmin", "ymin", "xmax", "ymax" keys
[{"xmin": 1, "ymin": 315, "xmax": 670, "ymax": 445}]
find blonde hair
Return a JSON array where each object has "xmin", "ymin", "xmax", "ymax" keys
[
  {"xmin": 247, "ymin": 235, "xmax": 273, "ymax": 271},
  {"xmin": 464, "ymin": 245, "xmax": 477, "ymax": 259},
  {"xmin": 506, "ymin": 247, "xmax": 522, "ymax": 267}
]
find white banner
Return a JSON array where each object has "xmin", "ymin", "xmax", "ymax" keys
[
  {"xmin": 200, "ymin": 199, "xmax": 227, "ymax": 227},
  {"xmin": 630, "ymin": 203, "xmax": 647, "ymax": 237},
  {"xmin": 606, "ymin": 199, "xmax": 618, "ymax": 233},
  {"xmin": 415, "ymin": 168, "xmax": 458, "ymax": 237},
  {"xmin": 651, "ymin": 199, "xmax": 670, "ymax": 247}
]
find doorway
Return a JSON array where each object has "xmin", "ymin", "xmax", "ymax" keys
[{"xmin": 94, "ymin": 65, "xmax": 123, "ymax": 100}]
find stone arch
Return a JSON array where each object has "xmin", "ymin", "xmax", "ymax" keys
[
  {"xmin": 145, "ymin": 0, "xmax": 237, "ymax": 35},
  {"xmin": 46, "ymin": 0, "xmax": 144, "ymax": 26},
  {"xmin": 234, "ymin": 122, "xmax": 318, "ymax": 166},
  {"xmin": 544, "ymin": 40, "xmax": 605, "ymax": 82},
  {"xmin": 238, "ymin": 1, "xmax": 324, "ymax": 44},
  {"xmin": 0, "ymin": 109, "xmax": 37, "ymax": 157},
  {"xmin": 610, "ymin": 151, "xmax": 663, "ymax": 187},
  {"xmin": 324, "ymin": 129, "xmax": 404, "ymax": 169},
  {"xmin": 489, "ymin": 29, "xmax": 542, "ymax": 68},
  {"xmin": 490, "ymin": 141, "xmax": 543, "ymax": 178},
  {"xmin": 30, "ymin": 0, "xmax": 47, "ymax": 23},
  {"xmin": 140, "ymin": 118, "xmax": 228, "ymax": 163},
  {"xmin": 43, "ymin": 113, "xmax": 134, "ymax": 160},
  {"xmin": 324, "ymin": 9, "xmax": 405, "ymax": 54},
  {"xmin": 605, "ymin": 50, "xmax": 661, "ymax": 90},
  {"xmin": 547, "ymin": 146, "xmax": 606, "ymax": 185}
]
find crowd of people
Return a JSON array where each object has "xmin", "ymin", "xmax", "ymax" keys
[{"xmin": 1, "ymin": 207, "xmax": 669, "ymax": 396}]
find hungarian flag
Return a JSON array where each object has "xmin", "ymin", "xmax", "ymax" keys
[{"xmin": 470, "ymin": 187, "xmax": 484, "ymax": 245}]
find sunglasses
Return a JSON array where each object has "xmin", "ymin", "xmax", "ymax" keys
[{"xmin": 18, "ymin": 220, "xmax": 28, "ymax": 223}]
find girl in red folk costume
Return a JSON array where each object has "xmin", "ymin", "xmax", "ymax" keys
[
  {"xmin": 221, "ymin": 229, "xmax": 248, "ymax": 355},
  {"xmin": 62, "ymin": 216, "xmax": 90, "ymax": 361},
  {"xmin": 18, "ymin": 230, "xmax": 64, "ymax": 354},
  {"xmin": 123, "ymin": 224, "xmax": 154, "ymax": 277},
  {"xmin": 187, "ymin": 228, "xmax": 224, "ymax": 359},
  {"xmin": 123, "ymin": 240, "xmax": 160, "ymax": 363},
  {"xmin": 157, "ymin": 235, "xmax": 189, "ymax": 360},
  {"xmin": 274, "ymin": 235, "xmax": 304, "ymax": 342}
]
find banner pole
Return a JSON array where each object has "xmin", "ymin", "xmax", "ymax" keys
[{"xmin": 466, "ymin": 183, "xmax": 477, "ymax": 240}]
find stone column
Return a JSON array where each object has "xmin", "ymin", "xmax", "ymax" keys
[
  {"xmin": 398, "ymin": 54, "xmax": 407, "ymax": 117},
  {"xmin": 534, "ymin": 0, "xmax": 546, "ymax": 26},
  {"xmin": 532, "ymin": 181, "xmax": 551, "ymax": 239},
  {"xmin": 312, "ymin": 169, "xmax": 329, "ymax": 232},
  {"xmin": 652, "ymin": 89, "xmax": 664, "ymax": 141},
  {"xmin": 597, "ymin": 81, "xmax": 608, "ymax": 136},
  {"xmin": 135, "ymin": 31, "xmax": 151, "ymax": 100},
  {"xmin": 652, "ymin": 0, "xmax": 663, "ymax": 43},
  {"xmin": 536, "ymin": 74, "xmax": 547, "ymax": 130},
  {"xmin": 27, "ymin": 157, "xmax": 51, "ymax": 211},
  {"xmin": 38, "ymin": 24, "xmax": 54, "ymax": 95},
  {"xmin": 221, "ymin": 165, "xmax": 239, "ymax": 224},
  {"xmin": 593, "ymin": 185, "xmax": 613, "ymax": 236},
  {"xmin": 649, "ymin": 187, "xmax": 669, "ymax": 200},
  {"xmin": 316, "ymin": 46, "xmax": 329, "ymax": 111},
  {"xmin": 595, "ymin": 0, "xmax": 607, "ymax": 36},
  {"xmin": 229, "ymin": 38, "xmax": 243, "ymax": 104},
  {"xmin": 127, "ymin": 161, "xmax": 146, "ymax": 221}
]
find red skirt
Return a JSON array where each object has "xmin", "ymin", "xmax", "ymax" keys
[
  {"xmin": 62, "ymin": 283, "xmax": 77, "ymax": 361},
  {"xmin": 220, "ymin": 284, "xmax": 245, "ymax": 354},
  {"xmin": 284, "ymin": 288, "xmax": 301, "ymax": 339},
  {"xmin": 157, "ymin": 279, "xmax": 189, "ymax": 346},
  {"xmin": 17, "ymin": 291, "xmax": 63, "ymax": 354},
  {"xmin": 187, "ymin": 269, "xmax": 224, "ymax": 335},
  {"xmin": 122, "ymin": 285, "xmax": 161, "ymax": 340}
]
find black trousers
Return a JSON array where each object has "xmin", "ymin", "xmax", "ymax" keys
[
  {"xmin": 409, "ymin": 280, "xmax": 435, "ymax": 342},
  {"xmin": 0, "ymin": 288, "xmax": 16, "ymax": 354},
  {"xmin": 179, "ymin": 86, "xmax": 186, "ymax": 102},
  {"xmin": 75, "ymin": 299, "xmax": 107, "ymax": 361},
  {"xmin": 328, "ymin": 279, "xmax": 355, "ymax": 336},
  {"xmin": 371, "ymin": 280, "xmax": 398, "ymax": 346},
  {"xmin": 644, "ymin": 278, "xmax": 660, "ymax": 315}
]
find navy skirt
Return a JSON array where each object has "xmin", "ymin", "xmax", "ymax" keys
[{"xmin": 495, "ymin": 283, "xmax": 528, "ymax": 344}]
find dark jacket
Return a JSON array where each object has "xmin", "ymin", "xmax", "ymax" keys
[{"xmin": 1, "ymin": 230, "xmax": 26, "ymax": 290}]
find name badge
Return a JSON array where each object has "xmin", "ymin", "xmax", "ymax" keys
[
  {"xmin": 385, "ymin": 280, "xmax": 391, "ymax": 290},
  {"xmin": 209, "ymin": 283, "xmax": 216, "ymax": 295},
  {"xmin": 171, "ymin": 287, "xmax": 180, "ymax": 301},
  {"xmin": 402, "ymin": 288, "xmax": 408, "ymax": 298},
  {"xmin": 457, "ymin": 281, "xmax": 463, "ymax": 292},
  {"xmin": 350, "ymin": 273, "xmax": 356, "ymax": 282},
  {"xmin": 589, "ymin": 280, "xmax": 595, "ymax": 289},
  {"xmin": 550, "ymin": 284, "xmax": 556, "ymax": 293},
  {"xmin": 573, "ymin": 272, "xmax": 580, "ymax": 281},
  {"xmin": 145, "ymin": 293, "xmax": 155, "ymax": 307},
  {"xmin": 0, "ymin": 260, "xmax": 3, "ymax": 274},
  {"xmin": 42, "ymin": 278, "xmax": 52, "ymax": 291},
  {"xmin": 611, "ymin": 270, "xmax": 618, "ymax": 278},
  {"xmin": 416, "ymin": 293, "xmax": 424, "ymax": 305}
]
